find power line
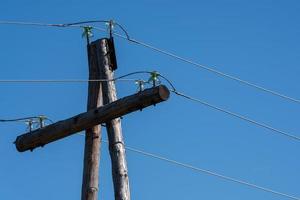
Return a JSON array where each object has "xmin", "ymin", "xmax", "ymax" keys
[
  {"xmin": 0, "ymin": 20, "xmax": 105, "ymax": 29},
  {"xmin": 149, "ymin": 73, "xmax": 300, "ymax": 142},
  {"xmin": 0, "ymin": 116, "xmax": 50, "ymax": 122},
  {"xmin": 0, "ymin": 20, "xmax": 84, "ymax": 31},
  {"xmin": 0, "ymin": 21, "xmax": 68, "ymax": 27},
  {"xmin": 0, "ymin": 71, "xmax": 155, "ymax": 83},
  {"xmin": 2, "ymin": 69, "xmax": 299, "ymax": 142},
  {"xmin": 2, "ymin": 20, "xmax": 300, "ymax": 140},
  {"xmin": 88, "ymin": 138, "xmax": 299, "ymax": 200},
  {"xmin": 3, "ymin": 20, "xmax": 299, "ymax": 105},
  {"xmin": 109, "ymin": 32, "xmax": 300, "ymax": 105},
  {"xmin": 0, "ymin": 20, "xmax": 130, "ymax": 40},
  {"xmin": 0, "ymin": 116, "xmax": 53, "ymax": 132},
  {"xmin": 126, "ymin": 145, "xmax": 300, "ymax": 200},
  {"xmin": 0, "ymin": 78, "xmax": 135, "ymax": 83},
  {"xmin": 64, "ymin": 20, "xmax": 109, "ymax": 26},
  {"xmin": 172, "ymin": 90, "xmax": 300, "ymax": 142},
  {"xmin": 0, "ymin": 20, "xmax": 130, "ymax": 44}
]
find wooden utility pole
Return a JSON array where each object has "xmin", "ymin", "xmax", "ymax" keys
[
  {"xmin": 81, "ymin": 43, "xmax": 103, "ymax": 200},
  {"xmin": 96, "ymin": 38, "xmax": 130, "ymax": 200},
  {"xmin": 14, "ymin": 35, "xmax": 171, "ymax": 200}
]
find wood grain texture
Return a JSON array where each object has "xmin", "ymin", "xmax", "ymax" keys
[
  {"xmin": 81, "ymin": 43, "xmax": 102, "ymax": 200},
  {"xmin": 97, "ymin": 38, "xmax": 130, "ymax": 200},
  {"xmin": 14, "ymin": 85, "xmax": 169, "ymax": 152}
]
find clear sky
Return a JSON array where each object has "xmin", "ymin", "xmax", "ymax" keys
[{"xmin": 1, "ymin": 0, "xmax": 300, "ymax": 199}]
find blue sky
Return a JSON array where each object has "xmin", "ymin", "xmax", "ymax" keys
[{"xmin": 1, "ymin": 0, "xmax": 300, "ymax": 199}]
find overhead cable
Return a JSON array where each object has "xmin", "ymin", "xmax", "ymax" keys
[{"xmin": 94, "ymin": 139, "xmax": 300, "ymax": 200}]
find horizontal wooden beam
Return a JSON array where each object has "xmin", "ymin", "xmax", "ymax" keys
[{"xmin": 15, "ymin": 85, "xmax": 170, "ymax": 152}]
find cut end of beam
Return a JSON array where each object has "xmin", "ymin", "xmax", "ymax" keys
[{"xmin": 157, "ymin": 85, "xmax": 170, "ymax": 101}]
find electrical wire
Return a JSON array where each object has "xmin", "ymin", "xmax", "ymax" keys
[
  {"xmin": 1, "ymin": 67, "xmax": 299, "ymax": 142},
  {"xmin": 1, "ymin": 20, "xmax": 299, "ymax": 105},
  {"xmin": 0, "ymin": 116, "xmax": 53, "ymax": 123},
  {"xmin": 0, "ymin": 20, "xmax": 106, "ymax": 29},
  {"xmin": 124, "ymin": 143, "xmax": 300, "ymax": 200},
  {"xmin": 1, "ymin": 20, "xmax": 300, "ymax": 140},
  {"xmin": 146, "ymin": 72, "xmax": 300, "ymax": 142},
  {"xmin": 172, "ymin": 90, "xmax": 300, "ymax": 142},
  {"xmin": 108, "ymin": 31, "xmax": 300, "ymax": 105},
  {"xmin": 0, "ymin": 21, "xmax": 67, "ymax": 27},
  {"xmin": 0, "ymin": 78, "xmax": 135, "ymax": 83},
  {"xmin": 3, "ymin": 20, "xmax": 298, "ymax": 105},
  {"xmin": 0, "ymin": 71, "xmax": 154, "ymax": 83},
  {"xmin": 60, "ymin": 20, "xmax": 130, "ymax": 39},
  {"xmin": 115, "ymin": 71, "xmax": 150, "ymax": 79},
  {"xmin": 0, "ymin": 20, "xmax": 89, "ymax": 31},
  {"xmin": 75, "ymin": 136, "xmax": 300, "ymax": 200},
  {"xmin": 0, "ymin": 20, "xmax": 130, "ymax": 40},
  {"xmin": 63, "ymin": 20, "xmax": 109, "ymax": 26},
  {"xmin": 0, "ymin": 116, "xmax": 40, "ymax": 122},
  {"xmin": 4, "ymin": 69, "xmax": 297, "ymax": 142},
  {"xmin": 148, "ymin": 73, "xmax": 300, "ymax": 142}
]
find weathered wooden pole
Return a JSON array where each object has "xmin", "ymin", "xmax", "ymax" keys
[
  {"xmin": 96, "ymin": 38, "xmax": 130, "ymax": 200},
  {"xmin": 81, "ymin": 42, "xmax": 103, "ymax": 200},
  {"xmin": 14, "ymin": 85, "xmax": 170, "ymax": 152}
]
